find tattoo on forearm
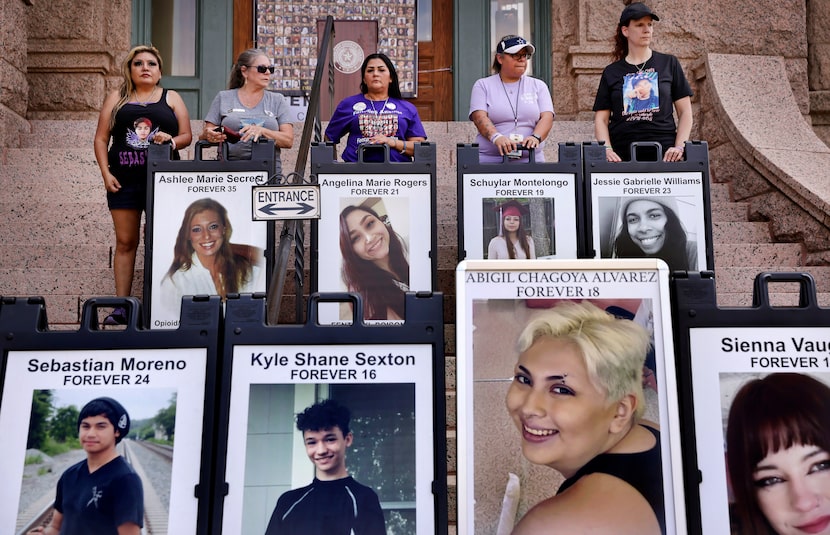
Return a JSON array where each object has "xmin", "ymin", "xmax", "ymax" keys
[{"xmin": 473, "ymin": 115, "xmax": 496, "ymax": 137}]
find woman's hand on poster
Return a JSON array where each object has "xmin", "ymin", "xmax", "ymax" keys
[
  {"xmin": 152, "ymin": 131, "xmax": 174, "ymax": 145},
  {"xmin": 605, "ymin": 146, "xmax": 622, "ymax": 163},
  {"xmin": 492, "ymin": 134, "xmax": 517, "ymax": 156},
  {"xmin": 522, "ymin": 134, "xmax": 542, "ymax": 150},
  {"xmin": 368, "ymin": 134, "xmax": 389, "ymax": 145},
  {"xmin": 203, "ymin": 125, "xmax": 226, "ymax": 143},
  {"xmin": 367, "ymin": 134, "xmax": 399, "ymax": 148},
  {"xmin": 240, "ymin": 124, "xmax": 268, "ymax": 143},
  {"xmin": 663, "ymin": 145, "xmax": 684, "ymax": 162}
]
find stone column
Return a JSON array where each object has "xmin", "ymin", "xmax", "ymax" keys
[
  {"xmin": 808, "ymin": 0, "xmax": 830, "ymax": 146},
  {"xmin": 0, "ymin": 0, "xmax": 32, "ymax": 147},
  {"xmin": 26, "ymin": 0, "xmax": 131, "ymax": 120},
  {"xmin": 558, "ymin": 0, "xmax": 620, "ymax": 119}
]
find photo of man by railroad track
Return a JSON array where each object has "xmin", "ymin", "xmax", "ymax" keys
[
  {"xmin": 11, "ymin": 388, "xmax": 179, "ymax": 535},
  {"xmin": 26, "ymin": 396, "xmax": 144, "ymax": 535}
]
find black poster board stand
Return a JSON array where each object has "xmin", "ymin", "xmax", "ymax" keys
[
  {"xmin": 456, "ymin": 258, "xmax": 687, "ymax": 534},
  {"xmin": 213, "ymin": 291, "xmax": 447, "ymax": 535},
  {"xmin": 144, "ymin": 142, "xmax": 276, "ymax": 329},
  {"xmin": 672, "ymin": 271, "xmax": 830, "ymax": 534},
  {"xmin": 584, "ymin": 140, "xmax": 714, "ymax": 273},
  {"xmin": 456, "ymin": 142, "xmax": 585, "ymax": 260},
  {"xmin": 0, "ymin": 295, "xmax": 221, "ymax": 534},
  {"xmin": 310, "ymin": 142, "xmax": 437, "ymax": 324}
]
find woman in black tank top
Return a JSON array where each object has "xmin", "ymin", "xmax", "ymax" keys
[{"xmin": 92, "ymin": 45, "xmax": 192, "ymax": 325}]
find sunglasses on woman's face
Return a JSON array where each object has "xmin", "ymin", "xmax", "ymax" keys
[
  {"xmin": 507, "ymin": 53, "xmax": 532, "ymax": 61},
  {"xmin": 250, "ymin": 64, "xmax": 276, "ymax": 74}
]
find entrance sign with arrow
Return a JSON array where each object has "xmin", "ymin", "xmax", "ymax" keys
[{"xmin": 252, "ymin": 185, "xmax": 321, "ymax": 220}]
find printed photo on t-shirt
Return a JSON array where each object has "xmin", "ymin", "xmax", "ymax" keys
[
  {"xmin": 623, "ymin": 71, "xmax": 659, "ymax": 116},
  {"xmin": 357, "ymin": 109, "xmax": 400, "ymax": 140}
]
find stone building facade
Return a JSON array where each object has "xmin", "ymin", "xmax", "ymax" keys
[{"xmin": 2, "ymin": 0, "xmax": 828, "ymax": 144}]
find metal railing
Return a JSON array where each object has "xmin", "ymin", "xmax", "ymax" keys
[{"xmin": 266, "ymin": 16, "xmax": 334, "ymax": 324}]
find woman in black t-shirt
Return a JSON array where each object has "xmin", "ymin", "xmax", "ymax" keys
[{"xmin": 593, "ymin": 3, "xmax": 693, "ymax": 163}]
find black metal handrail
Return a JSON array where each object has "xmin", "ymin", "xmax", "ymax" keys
[{"xmin": 266, "ymin": 16, "xmax": 335, "ymax": 324}]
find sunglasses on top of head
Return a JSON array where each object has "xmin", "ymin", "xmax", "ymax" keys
[{"xmin": 250, "ymin": 64, "xmax": 276, "ymax": 74}]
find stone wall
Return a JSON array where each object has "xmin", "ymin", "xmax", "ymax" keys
[{"xmin": 7, "ymin": 0, "xmax": 828, "ymax": 146}]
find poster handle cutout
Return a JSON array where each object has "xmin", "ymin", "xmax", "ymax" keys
[
  {"xmin": 628, "ymin": 141, "xmax": 665, "ymax": 162},
  {"xmin": 307, "ymin": 291, "xmax": 364, "ymax": 325},
  {"xmin": 752, "ymin": 271, "xmax": 818, "ymax": 308},
  {"xmin": 80, "ymin": 296, "xmax": 144, "ymax": 331}
]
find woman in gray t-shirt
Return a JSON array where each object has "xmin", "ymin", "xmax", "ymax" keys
[{"xmin": 201, "ymin": 48, "xmax": 294, "ymax": 173}]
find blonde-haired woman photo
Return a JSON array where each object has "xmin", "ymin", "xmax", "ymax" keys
[{"xmin": 506, "ymin": 301, "xmax": 664, "ymax": 534}]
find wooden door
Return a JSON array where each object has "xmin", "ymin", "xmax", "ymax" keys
[
  {"xmin": 411, "ymin": 0, "xmax": 453, "ymax": 121},
  {"xmin": 315, "ymin": 20, "xmax": 378, "ymax": 120},
  {"xmin": 233, "ymin": 0, "xmax": 454, "ymax": 120}
]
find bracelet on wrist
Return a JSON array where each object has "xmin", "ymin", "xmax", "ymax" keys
[
  {"xmin": 171, "ymin": 138, "xmax": 177, "ymax": 150},
  {"xmin": 531, "ymin": 134, "xmax": 542, "ymax": 142},
  {"xmin": 400, "ymin": 140, "xmax": 407, "ymax": 154},
  {"xmin": 490, "ymin": 132, "xmax": 503, "ymax": 143}
]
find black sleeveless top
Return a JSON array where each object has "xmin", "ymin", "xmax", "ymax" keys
[
  {"xmin": 107, "ymin": 88, "xmax": 180, "ymax": 185},
  {"xmin": 557, "ymin": 425, "xmax": 665, "ymax": 534}
]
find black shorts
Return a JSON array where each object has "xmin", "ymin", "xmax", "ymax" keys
[{"xmin": 107, "ymin": 178, "xmax": 147, "ymax": 211}]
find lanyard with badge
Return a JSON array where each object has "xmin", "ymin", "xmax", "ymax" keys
[{"xmin": 500, "ymin": 76, "xmax": 523, "ymax": 159}]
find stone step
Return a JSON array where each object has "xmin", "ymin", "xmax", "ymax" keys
[
  {"xmin": 716, "ymin": 292, "xmax": 830, "ymax": 308},
  {"xmin": 26, "ymin": 120, "xmax": 98, "ymax": 149},
  {"xmin": 0, "ymin": 268, "xmax": 133, "ymax": 296},
  {"xmin": 708, "ymin": 182, "xmax": 730, "ymax": 204},
  {"xmin": 713, "ymin": 243, "xmax": 804, "ymax": 267},
  {"xmin": 0, "ymin": 201, "xmax": 116, "ymax": 244},
  {"xmin": 711, "ymin": 221, "xmax": 772, "ymax": 243},
  {"xmin": 0, "ymin": 244, "xmax": 120, "ymax": 270},
  {"xmin": 710, "ymin": 202, "xmax": 749, "ymax": 222},
  {"xmin": 1, "ymin": 147, "xmax": 98, "ymax": 169},
  {"xmin": 714, "ymin": 266, "xmax": 830, "ymax": 295},
  {"xmin": 1, "ymin": 169, "xmax": 103, "ymax": 201}
]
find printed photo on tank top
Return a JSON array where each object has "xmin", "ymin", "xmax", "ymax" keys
[
  {"xmin": 623, "ymin": 70, "xmax": 659, "ymax": 117},
  {"xmin": 126, "ymin": 116, "xmax": 159, "ymax": 149}
]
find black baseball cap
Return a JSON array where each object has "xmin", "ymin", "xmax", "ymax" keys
[
  {"xmin": 620, "ymin": 2, "xmax": 660, "ymax": 25},
  {"xmin": 79, "ymin": 397, "xmax": 131, "ymax": 443}
]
